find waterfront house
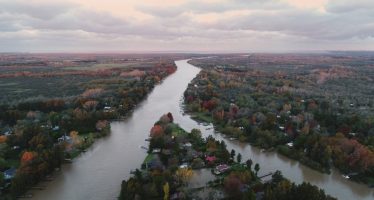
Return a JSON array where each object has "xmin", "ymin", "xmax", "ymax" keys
[
  {"xmin": 4, "ymin": 168, "xmax": 16, "ymax": 180},
  {"xmin": 213, "ymin": 164, "xmax": 230, "ymax": 175},
  {"xmin": 205, "ymin": 155, "xmax": 216, "ymax": 165}
]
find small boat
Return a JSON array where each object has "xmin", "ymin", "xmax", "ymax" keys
[
  {"xmin": 342, "ymin": 175, "xmax": 350, "ymax": 179},
  {"xmin": 140, "ymin": 145, "xmax": 148, "ymax": 150}
]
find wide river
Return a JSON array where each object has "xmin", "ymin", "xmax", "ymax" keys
[{"xmin": 31, "ymin": 60, "xmax": 373, "ymax": 200}]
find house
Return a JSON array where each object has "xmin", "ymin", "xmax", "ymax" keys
[
  {"xmin": 213, "ymin": 164, "xmax": 230, "ymax": 175},
  {"xmin": 152, "ymin": 148, "xmax": 161, "ymax": 154},
  {"xmin": 58, "ymin": 135, "xmax": 74, "ymax": 152},
  {"xmin": 185, "ymin": 149, "xmax": 201, "ymax": 161},
  {"xmin": 182, "ymin": 142, "xmax": 192, "ymax": 148},
  {"xmin": 349, "ymin": 132, "xmax": 357, "ymax": 136},
  {"xmin": 104, "ymin": 106, "xmax": 112, "ymax": 112},
  {"xmin": 2, "ymin": 131, "xmax": 11, "ymax": 136},
  {"xmin": 144, "ymin": 154, "xmax": 164, "ymax": 170},
  {"xmin": 170, "ymin": 192, "xmax": 184, "ymax": 200},
  {"xmin": 58, "ymin": 135, "xmax": 72, "ymax": 143},
  {"xmin": 179, "ymin": 163, "xmax": 189, "ymax": 169},
  {"xmin": 12, "ymin": 146, "xmax": 20, "ymax": 150},
  {"xmin": 256, "ymin": 192, "xmax": 265, "ymax": 200},
  {"xmin": 4, "ymin": 168, "xmax": 16, "ymax": 180},
  {"xmin": 286, "ymin": 142, "xmax": 294, "ymax": 148},
  {"xmin": 161, "ymin": 149, "xmax": 172, "ymax": 156},
  {"xmin": 205, "ymin": 156, "xmax": 216, "ymax": 164},
  {"xmin": 1, "ymin": 128, "xmax": 12, "ymax": 136}
]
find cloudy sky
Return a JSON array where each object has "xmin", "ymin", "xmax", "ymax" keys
[{"xmin": 0, "ymin": 0, "xmax": 373, "ymax": 52}]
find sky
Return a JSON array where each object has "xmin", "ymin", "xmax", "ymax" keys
[{"xmin": 0, "ymin": 0, "xmax": 374, "ymax": 53}]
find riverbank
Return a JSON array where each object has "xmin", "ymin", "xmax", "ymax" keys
[
  {"xmin": 187, "ymin": 110, "xmax": 331, "ymax": 174},
  {"xmin": 183, "ymin": 66, "xmax": 374, "ymax": 187},
  {"xmin": 0, "ymin": 63, "xmax": 177, "ymax": 199},
  {"xmin": 120, "ymin": 113, "xmax": 337, "ymax": 199}
]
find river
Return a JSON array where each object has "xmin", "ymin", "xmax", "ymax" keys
[{"xmin": 31, "ymin": 59, "xmax": 373, "ymax": 200}]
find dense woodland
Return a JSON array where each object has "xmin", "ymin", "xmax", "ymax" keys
[
  {"xmin": 185, "ymin": 53, "xmax": 374, "ymax": 186},
  {"xmin": 120, "ymin": 113, "xmax": 336, "ymax": 200},
  {"xmin": 0, "ymin": 54, "xmax": 178, "ymax": 199}
]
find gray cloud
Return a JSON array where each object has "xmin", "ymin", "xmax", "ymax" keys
[
  {"xmin": 0, "ymin": 0, "xmax": 373, "ymax": 52},
  {"xmin": 0, "ymin": 0, "xmax": 75, "ymax": 20}
]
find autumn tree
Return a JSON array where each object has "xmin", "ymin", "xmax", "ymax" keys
[
  {"xmin": 175, "ymin": 168, "xmax": 193, "ymax": 185},
  {"xmin": 150, "ymin": 125, "xmax": 164, "ymax": 138},
  {"xmin": 224, "ymin": 173, "xmax": 243, "ymax": 198}
]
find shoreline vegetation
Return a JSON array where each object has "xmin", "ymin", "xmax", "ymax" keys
[
  {"xmin": 0, "ymin": 54, "xmax": 177, "ymax": 199},
  {"xmin": 183, "ymin": 55, "xmax": 374, "ymax": 187},
  {"xmin": 119, "ymin": 113, "xmax": 336, "ymax": 200}
]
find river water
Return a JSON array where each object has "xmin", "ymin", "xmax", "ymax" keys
[{"xmin": 31, "ymin": 60, "xmax": 373, "ymax": 200}]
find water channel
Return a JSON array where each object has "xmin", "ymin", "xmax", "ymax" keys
[{"xmin": 31, "ymin": 60, "xmax": 373, "ymax": 200}]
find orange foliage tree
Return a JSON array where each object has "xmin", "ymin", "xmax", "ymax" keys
[
  {"xmin": 150, "ymin": 125, "xmax": 164, "ymax": 138},
  {"xmin": 21, "ymin": 151, "xmax": 37, "ymax": 165}
]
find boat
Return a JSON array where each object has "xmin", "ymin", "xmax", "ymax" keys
[{"xmin": 342, "ymin": 175, "xmax": 350, "ymax": 179}]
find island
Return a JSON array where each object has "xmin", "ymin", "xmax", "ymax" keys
[{"xmin": 119, "ymin": 113, "xmax": 336, "ymax": 199}]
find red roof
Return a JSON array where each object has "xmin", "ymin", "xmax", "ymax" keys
[{"xmin": 205, "ymin": 156, "xmax": 216, "ymax": 163}]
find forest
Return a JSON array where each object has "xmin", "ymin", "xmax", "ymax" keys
[
  {"xmin": 0, "ymin": 53, "xmax": 179, "ymax": 199},
  {"xmin": 185, "ymin": 53, "xmax": 374, "ymax": 186}
]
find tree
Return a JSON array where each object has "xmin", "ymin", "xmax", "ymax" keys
[
  {"xmin": 237, "ymin": 153, "xmax": 242, "ymax": 163},
  {"xmin": 254, "ymin": 163, "xmax": 260, "ymax": 175},
  {"xmin": 0, "ymin": 158, "xmax": 8, "ymax": 171},
  {"xmin": 163, "ymin": 182, "xmax": 169, "ymax": 200},
  {"xmin": 21, "ymin": 151, "xmax": 37, "ymax": 165},
  {"xmin": 70, "ymin": 131, "xmax": 82, "ymax": 146},
  {"xmin": 175, "ymin": 168, "xmax": 193, "ymax": 185},
  {"xmin": 81, "ymin": 88, "xmax": 104, "ymax": 98},
  {"xmin": 96, "ymin": 120, "xmax": 109, "ymax": 131},
  {"xmin": 271, "ymin": 170, "xmax": 284, "ymax": 183},
  {"xmin": 224, "ymin": 173, "xmax": 243, "ymax": 198},
  {"xmin": 83, "ymin": 100, "xmax": 98, "ymax": 111},
  {"xmin": 134, "ymin": 169, "xmax": 142, "ymax": 182},
  {"xmin": 191, "ymin": 129, "xmax": 202, "ymax": 140},
  {"xmin": 29, "ymin": 133, "xmax": 52, "ymax": 150},
  {"xmin": 246, "ymin": 159, "xmax": 253, "ymax": 169},
  {"xmin": 230, "ymin": 149, "xmax": 236, "ymax": 160},
  {"xmin": 0, "ymin": 172, "xmax": 4, "ymax": 187},
  {"xmin": 167, "ymin": 112, "xmax": 174, "ymax": 122},
  {"xmin": 160, "ymin": 114, "xmax": 171, "ymax": 124},
  {"xmin": 150, "ymin": 125, "xmax": 164, "ymax": 138}
]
